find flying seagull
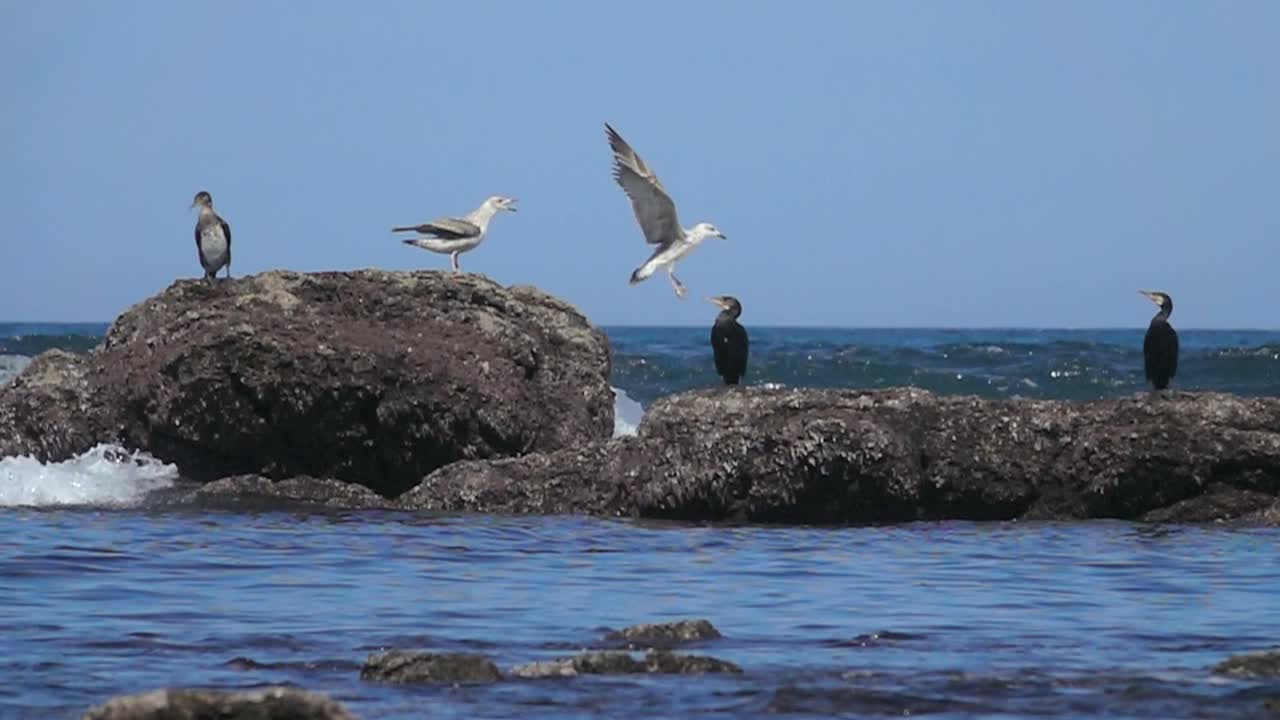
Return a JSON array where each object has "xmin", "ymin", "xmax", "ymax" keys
[
  {"xmin": 392, "ymin": 195, "xmax": 517, "ymax": 272},
  {"xmin": 190, "ymin": 190, "xmax": 232, "ymax": 285},
  {"xmin": 605, "ymin": 123, "xmax": 726, "ymax": 299}
]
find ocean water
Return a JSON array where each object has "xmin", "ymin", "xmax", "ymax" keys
[{"xmin": 3, "ymin": 323, "xmax": 1280, "ymax": 719}]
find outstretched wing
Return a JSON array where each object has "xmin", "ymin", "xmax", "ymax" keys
[
  {"xmin": 391, "ymin": 217, "xmax": 482, "ymax": 239},
  {"xmin": 606, "ymin": 123, "xmax": 682, "ymax": 247}
]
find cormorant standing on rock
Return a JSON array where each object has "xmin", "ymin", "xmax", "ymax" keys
[
  {"xmin": 1139, "ymin": 290, "xmax": 1178, "ymax": 391},
  {"xmin": 191, "ymin": 191, "xmax": 232, "ymax": 285},
  {"xmin": 708, "ymin": 295, "xmax": 748, "ymax": 386}
]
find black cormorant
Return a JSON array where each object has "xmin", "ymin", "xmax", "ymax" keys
[
  {"xmin": 1139, "ymin": 290, "xmax": 1178, "ymax": 390},
  {"xmin": 190, "ymin": 191, "xmax": 232, "ymax": 284},
  {"xmin": 708, "ymin": 295, "xmax": 749, "ymax": 385}
]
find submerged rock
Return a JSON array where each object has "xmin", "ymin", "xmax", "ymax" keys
[
  {"xmin": 510, "ymin": 649, "xmax": 742, "ymax": 678},
  {"xmin": 81, "ymin": 686, "xmax": 356, "ymax": 720},
  {"xmin": 361, "ymin": 649, "xmax": 502, "ymax": 684},
  {"xmin": 1214, "ymin": 649, "xmax": 1280, "ymax": 678},
  {"xmin": 401, "ymin": 387, "xmax": 1280, "ymax": 525},
  {"xmin": 147, "ymin": 475, "xmax": 395, "ymax": 510},
  {"xmin": 604, "ymin": 619, "xmax": 723, "ymax": 648},
  {"xmin": 1, "ymin": 270, "xmax": 613, "ymax": 496}
]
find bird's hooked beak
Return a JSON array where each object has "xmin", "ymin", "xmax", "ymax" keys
[
  {"xmin": 1138, "ymin": 290, "xmax": 1161, "ymax": 306},
  {"xmin": 716, "ymin": 231, "xmax": 727, "ymax": 240},
  {"xmin": 503, "ymin": 198, "xmax": 518, "ymax": 213},
  {"xmin": 705, "ymin": 296, "xmax": 728, "ymax": 310}
]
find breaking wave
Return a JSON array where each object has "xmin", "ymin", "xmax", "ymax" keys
[
  {"xmin": 0, "ymin": 444, "xmax": 178, "ymax": 508},
  {"xmin": 612, "ymin": 386, "xmax": 645, "ymax": 437}
]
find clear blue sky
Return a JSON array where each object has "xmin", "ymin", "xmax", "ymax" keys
[{"xmin": 2, "ymin": 1, "xmax": 1277, "ymax": 327}]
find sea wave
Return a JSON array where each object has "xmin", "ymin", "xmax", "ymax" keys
[
  {"xmin": 0, "ymin": 354, "xmax": 31, "ymax": 385},
  {"xmin": 0, "ymin": 444, "xmax": 177, "ymax": 508},
  {"xmin": 0, "ymin": 332, "xmax": 104, "ymax": 357},
  {"xmin": 612, "ymin": 386, "xmax": 645, "ymax": 437}
]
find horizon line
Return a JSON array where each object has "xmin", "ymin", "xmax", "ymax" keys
[{"xmin": 4, "ymin": 321, "xmax": 1280, "ymax": 334}]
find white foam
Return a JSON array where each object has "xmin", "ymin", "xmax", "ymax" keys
[
  {"xmin": 612, "ymin": 386, "xmax": 645, "ymax": 437},
  {"xmin": 0, "ymin": 354, "xmax": 32, "ymax": 386},
  {"xmin": 0, "ymin": 444, "xmax": 178, "ymax": 508}
]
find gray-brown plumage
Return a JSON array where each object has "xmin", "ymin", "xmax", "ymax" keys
[{"xmin": 190, "ymin": 190, "xmax": 231, "ymax": 284}]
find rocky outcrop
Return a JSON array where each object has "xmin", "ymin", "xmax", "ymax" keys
[
  {"xmin": 604, "ymin": 619, "xmax": 723, "ymax": 649},
  {"xmin": 1, "ymin": 270, "xmax": 613, "ymax": 496},
  {"xmin": 510, "ymin": 650, "xmax": 742, "ymax": 678},
  {"xmin": 399, "ymin": 387, "xmax": 1280, "ymax": 524},
  {"xmin": 82, "ymin": 687, "xmax": 356, "ymax": 720},
  {"xmin": 0, "ymin": 350, "xmax": 105, "ymax": 461},
  {"xmin": 361, "ymin": 650, "xmax": 502, "ymax": 684},
  {"xmin": 1214, "ymin": 649, "xmax": 1280, "ymax": 678}
]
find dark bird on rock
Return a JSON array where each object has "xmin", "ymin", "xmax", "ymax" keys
[
  {"xmin": 190, "ymin": 191, "xmax": 232, "ymax": 285},
  {"xmin": 1139, "ymin": 290, "xmax": 1178, "ymax": 391},
  {"xmin": 707, "ymin": 295, "xmax": 749, "ymax": 386}
]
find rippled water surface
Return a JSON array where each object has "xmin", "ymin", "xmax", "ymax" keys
[
  {"xmin": 3, "ymin": 511, "xmax": 1279, "ymax": 719},
  {"xmin": 5, "ymin": 324, "xmax": 1280, "ymax": 717}
]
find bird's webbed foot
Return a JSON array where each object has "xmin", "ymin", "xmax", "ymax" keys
[{"xmin": 669, "ymin": 271, "xmax": 688, "ymax": 300}]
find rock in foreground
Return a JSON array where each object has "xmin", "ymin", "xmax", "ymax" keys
[
  {"xmin": 147, "ymin": 475, "xmax": 396, "ymax": 510},
  {"xmin": 82, "ymin": 687, "xmax": 356, "ymax": 720},
  {"xmin": 361, "ymin": 650, "xmax": 502, "ymax": 684},
  {"xmin": 401, "ymin": 387, "xmax": 1280, "ymax": 524},
  {"xmin": 1, "ymin": 270, "xmax": 614, "ymax": 497},
  {"xmin": 511, "ymin": 650, "xmax": 742, "ymax": 678},
  {"xmin": 1214, "ymin": 649, "xmax": 1280, "ymax": 678},
  {"xmin": 605, "ymin": 619, "xmax": 723, "ymax": 648}
]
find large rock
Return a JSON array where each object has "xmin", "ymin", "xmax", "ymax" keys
[
  {"xmin": 82, "ymin": 687, "xmax": 357, "ymax": 720},
  {"xmin": 1, "ymin": 270, "xmax": 613, "ymax": 496},
  {"xmin": 399, "ymin": 387, "xmax": 1280, "ymax": 524},
  {"xmin": 0, "ymin": 350, "xmax": 104, "ymax": 461}
]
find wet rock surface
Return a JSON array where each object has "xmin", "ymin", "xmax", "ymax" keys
[
  {"xmin": 1214, "ymin": 649, "xmax": 1280, "ymax": 678},
  {"xmin": 147, "ymin": 475, "xmax": 395, "ymax": 510},
  {"xmin": 361, "ymin": 649, "xmax": 502, "ymax": 684},
  {"xmin": 0, "ymin": 350, "xmax": 105, "ymax": 462},
  {"xmin": 604, "ymin": 619, "xmax": 723, "ymax": 648},
  {"xmin": 510, "ymin": 649, "xmax": 742, "ymax": 678},
  {"xmin": 81, "ymin": 686, "xmax": 357, "ymax": 720},
  {"xmin": 402, "ymin": 387, "xmax": 1280, "ymax": 524},
  {"xmin": 1, "ymin": 270, "xmax": 613, "ymax": 496}
]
